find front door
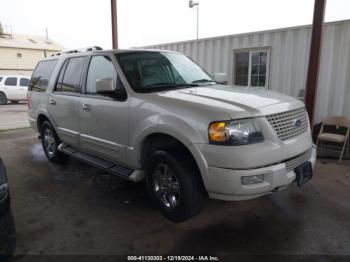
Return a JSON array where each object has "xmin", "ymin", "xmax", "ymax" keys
[
  {"xmin": 48, "ymin": 56, "xmax": 87, "ymax": 146},
  {"xmin": 18, "ymin": 77, "xmax": 30, "ymax": 100},
  {"xmin": 79, "ymin": 55, "xmax": 129, "ymax": 163}
]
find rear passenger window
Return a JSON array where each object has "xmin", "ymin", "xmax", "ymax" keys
[
  {"xmin": 20, "ymin": 78, "xmax": 30, "ymax": 87},
  {"xmin": 55, "ymin": 57, "xmax": 86, "ymax": 93},
  {"xmin": 29, "ymin": 59, "xmax": 58, "ymax": 92},
  {"xmin": 5, "ymin": 77, "xmax": 17, "ymax": 86}
]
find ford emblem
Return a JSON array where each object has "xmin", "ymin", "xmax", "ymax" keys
[{"xmin": 294, "ymin": 119, "xmax": 302, "ymax": 128}]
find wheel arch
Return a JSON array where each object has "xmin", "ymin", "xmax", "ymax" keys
[
  {"xmin": 36, "ymin": 112, "xmax": 57, "ymax": 134},
  {"xmin": 139, "ymin": 132, "xmax": 209, "ymax": 192}
]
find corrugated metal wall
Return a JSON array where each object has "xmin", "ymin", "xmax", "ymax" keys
[{"xmin": 142, "ymin": 20, "xmax": 350, "ymax": 123}]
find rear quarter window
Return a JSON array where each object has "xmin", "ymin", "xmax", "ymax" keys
[{"xmin": 29, "ymin": 59, "xmax": 58, "ymax": 92}]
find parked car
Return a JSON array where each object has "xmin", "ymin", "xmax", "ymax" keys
[
  {"xmin": 27, "ymin": 47, "xmax": 316, "ymax": 222},
  {"xmin": 0, "ymin": 158, "xmax": 16, "ymax": 255},
  {"xmin": 0, "ymin": 75, "xmax": 30, "ymax": 105}
]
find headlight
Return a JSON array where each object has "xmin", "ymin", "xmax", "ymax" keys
[
  {"xmin": 209, "ymin": 119, "xmax": 264, "ymax": 145},
  {"xmin": 0, "ymin": 159, "xmax": 8, "ymax": 185}
]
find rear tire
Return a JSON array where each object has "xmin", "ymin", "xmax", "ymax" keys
[
  {"xmin": 0, "ymin": 93, "xmax": 7, "ymax": 105},
  {"xmin": 40, "ymin": 121, "xmax": 68, "ymax": 163},
  {"xmin": 145, "ymin": 150, "xmax": 204, "ymax": 223}
]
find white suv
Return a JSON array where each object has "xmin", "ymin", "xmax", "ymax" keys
[
  {"xmin": 0, "ymin": 75, "xmax": 30, "ymax": 105},
  {"xmin": 27, "ymin": 47, "xmax": 316, "ymax": 222}
]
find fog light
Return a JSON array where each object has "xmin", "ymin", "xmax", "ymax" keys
[{"xmin": 241, "ymin": 174, "xmax": 264, "ymax": 185}]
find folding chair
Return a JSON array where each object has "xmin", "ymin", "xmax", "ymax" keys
[{"xmin": 316, "ymin": 116, "xmax": 350, "ymax": 163}]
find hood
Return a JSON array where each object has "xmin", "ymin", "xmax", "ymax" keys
[{"xmin": 154, "ymin": 85, "xmax": 304, "ymax": 119}]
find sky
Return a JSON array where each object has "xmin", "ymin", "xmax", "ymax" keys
[{"xmin": 0, "ymin": 0, "xmax": 349, "ymax": 49}]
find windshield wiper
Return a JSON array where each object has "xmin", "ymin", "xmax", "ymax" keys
[
  {"xmin": 143, "ymin": 83, "xmax": 198, "ymax": 88},
  {"xmin": 191, "ymin": 79, "xmax": 215, "ymax": 83},
  {"xmin": 137, "ymin": 83, "xmax": 198, "ymax": 93}
]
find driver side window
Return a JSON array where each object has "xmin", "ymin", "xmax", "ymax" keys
[{"xmin": 86, "ymin": 55, "xmax": 118, "ymax": 95}]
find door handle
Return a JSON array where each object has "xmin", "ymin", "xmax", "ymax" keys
[
  {"xmin": 81, "ymin": 103, "xmax": 91, "ymax": 111},
  {"xmin": 49, "ymin": 99, "xmax": 56, "ymax": 105}
]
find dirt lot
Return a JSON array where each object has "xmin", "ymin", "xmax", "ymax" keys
[
  {"xmin": 1, "ymin": 128, "xmax": 350, "ymax": 257},
  {"xmin": 0, "ymin": 103, "xmax": 29, "ymax": 131}
]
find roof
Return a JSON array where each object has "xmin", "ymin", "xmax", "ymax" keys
[
  {"xmin": 0, "ymin": 33, "xmax": 64, "ymax": 51},
  {"xmin": 0, "ymin": 75, "xmax": 30, "ymax": 78},
  {"xmin": 43, "ymin": 48, "xmax": 176, "ymax": 61}
]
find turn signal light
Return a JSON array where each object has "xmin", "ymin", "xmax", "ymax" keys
[{"xmin": 208, "ymin": 121, "xmax": 228, "ymax": 143}]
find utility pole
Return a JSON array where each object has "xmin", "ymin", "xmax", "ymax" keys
[
  {"xmin": 189, "ymin": 0, "xmax": 199, "ymax": 40},
  {"xmin": 305, "ymin": 0, "xmax": 326, "ymax": 127},
  {"xmin": 111, "ymin": 0, "xmax": 118, "ymax": 49}
]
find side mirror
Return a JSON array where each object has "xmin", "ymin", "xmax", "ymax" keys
[
  {"xmin": 95, "ymin": 77, "xmax": 127, "ymax": 101},
  {"xmin": 213, "ymin": 73, "xmax": 228, "ymax": 84},
  {"xmin": 96, "ymin": 78, "xmax": 114, "ymax": 93}
]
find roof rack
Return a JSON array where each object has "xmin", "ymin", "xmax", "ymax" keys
[{"xmin": 51, "ymin": 46, "xmax": 103, "ymax": 57}]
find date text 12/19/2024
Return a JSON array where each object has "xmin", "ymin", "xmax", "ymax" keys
[{"xmin": 127, "ymin": 256, "xmax": 220, "ymax": 261}]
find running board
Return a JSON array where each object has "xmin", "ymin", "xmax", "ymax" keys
[{"xmin": 58, "ymin": 143, "xmax": 145, "ymax": 182}]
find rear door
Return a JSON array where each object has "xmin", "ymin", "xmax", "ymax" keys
[
  {"xmin": 78, "ymin": 54, "xmax": 129, "ymax": 163},
  {"xmin": 48, "ymin": 56, "xmax": 87, "ymax": 146},
  {"xmin": 2, "ymin": 77, "xmax": 19, "ymax": 100}
]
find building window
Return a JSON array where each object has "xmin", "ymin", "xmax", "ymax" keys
[{"xmin": 234, "ymin": 49, "xmax": 269, "ymax": 88}]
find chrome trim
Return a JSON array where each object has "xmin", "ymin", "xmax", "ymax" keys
[{"xmin": 266, "ymin": 107, "xmax": 308, "ymax": 141}]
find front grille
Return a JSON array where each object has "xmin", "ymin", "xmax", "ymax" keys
[
  {"xmin": 285, "ymin": 148, "xmax": 312, "ymax": 172},
  {"xmin": 266, "ymin": 107, "xmax": 308, "ymax": 141}
]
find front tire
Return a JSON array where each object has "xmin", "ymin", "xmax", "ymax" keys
[
  {"xmin": 40, "ymin": 121, "xmax": 68, "ymax": 163},
  {"xmin": 0, "ymin": 93, "xmax": 7, "ymax": 105},
  {"xmin": 0, "ymin": 209, "xmax": 16, "ymax": 256},
  {"xmin": 145, "ymin": 150, "xmax": 204, "ymax": 222}
]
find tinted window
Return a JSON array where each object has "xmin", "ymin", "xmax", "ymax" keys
[
  {"xmin": 20, "ymin": 78, "xmax": 30, "ymax": 87},
  {"xmin": 55, "ymin": 60, "xmax": 68, "ymax": 92},
  {"xmin": 29, "ymin": 59, "xmax": 58, "ymax": 92},
  {"xmin": 56, "ymin": 57, "xmax": 86, "ymax": 93},
  {"xmin": 5, "ymin": 77, "xmax": 17, "ymax": 86},
  {"xmin": 0, "ymin": 77, "xmax": 3, "ymax": 83},
  {"xmin": 86, "ymin": 56, "xmax": 118, "ymax": 94}
]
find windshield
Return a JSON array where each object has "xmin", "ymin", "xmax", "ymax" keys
[{"xmin": 116, "ymin": 51, "xmax": 215, "ymax": 92}]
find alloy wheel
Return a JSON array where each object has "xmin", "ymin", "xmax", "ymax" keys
[{"xmin": 152, "ymin": 163, "xmax": 181, "ymax": 209}]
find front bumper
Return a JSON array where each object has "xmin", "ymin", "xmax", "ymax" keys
[{"xmin": 206, "ymin": 146, "xmax": 317, "ymax": 201}]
